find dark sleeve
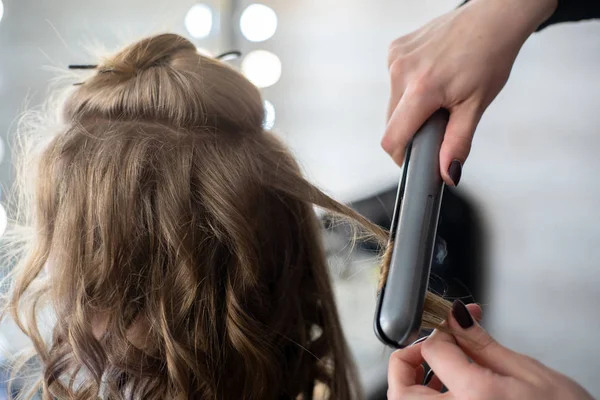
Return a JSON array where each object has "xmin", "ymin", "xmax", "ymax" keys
[
  {"xmin": 459, "ymin": 1, "xmax": 600, "ymax": 31},
  {"xmin": 537, "ymin": 0, "xmax": 600, "ymax": 30}
]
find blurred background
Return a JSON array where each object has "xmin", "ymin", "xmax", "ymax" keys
[{"xmin": 0, "ymin": 0, "xmax": 599, "ymax": 398}]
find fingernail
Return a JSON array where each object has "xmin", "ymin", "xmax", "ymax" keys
[
  {"xmin": 423, "ymin": 369, "xmax": 435, "ymax": 385},
  {"xmin": 451, "ymin": 300, "xmax": 474, "ymax": 329},
  {"xmin": 448, "ymin": 160, "xmax": 462, "ymax": 186}
]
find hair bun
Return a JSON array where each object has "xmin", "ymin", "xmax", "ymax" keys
[
  {"xmin": 64, "ymin": 34, "xmax": 265, "ymax": 133},
  {"xmin": 99, "ymin": 34, "xmax": 195, "ymax": 77}
]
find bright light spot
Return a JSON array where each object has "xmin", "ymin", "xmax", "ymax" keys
[
  {"xmin": 196, "ymin": 47, "xmax": 213, "ymax": 57},
  {"xmin": 0, "ymin": 203, "xmax": 7, "ymax": 238},
  {"xmin": 0, "ymin": 1, "xmax": 4, "ymax": 23},
  {"xmin": 240, "ymin": 4, "xmax": 278, "ymax": 42},
  {"xmin": 185, "ymin": 4, "xmax": 213, "ymax": 39},
  {"xmin": 263, "ymin": 100, "xmax": 276, "ymax": 130},
  {"xmin": 241, "ymin": 50, "xmax": 282, "ymax": 88}
]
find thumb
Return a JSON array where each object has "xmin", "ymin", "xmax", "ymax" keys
[
  {"xmin": 449, "ymin": 300, "xmax": 543, "ymax": 381},
  {"xmin": 439, "ymin": 104, "xmax": 481, "ymax": 186}
]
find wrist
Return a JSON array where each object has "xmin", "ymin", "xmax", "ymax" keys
[
  {"xmin": 501, "ymin": 0, "xmax": 558, "ymax": 35},
  {"xmin": 524, "ymin": 0, "xmax": 558, "ymax": 29}
]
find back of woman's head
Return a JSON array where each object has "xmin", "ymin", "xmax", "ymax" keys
[
  {"xmin": 4, "ymin": 33, "xmax": 454, "ymax": 400},
  {"xmin": 4, "ymin": 33, "xmax": 392, "ymax": 400}
]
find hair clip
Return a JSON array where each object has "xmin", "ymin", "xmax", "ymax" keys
[
  {"xmin": 216, "ymin": 51, "xmax": 242, "ymax": 62},
  {"xmin": 69, "ymin": 64, "xmax": 99, "ymax": 86},
  {"xmin": 68, "ymin": 65, "xmax": 98, "ymax": 70},
  {"xmin": 68, "ymin": 49, "xmax": 241, "ymax": 86}
]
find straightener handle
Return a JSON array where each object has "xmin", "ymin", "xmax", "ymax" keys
[{"xmin": 374, "ymin": 109, "xmax": 449, "ymax": 348}]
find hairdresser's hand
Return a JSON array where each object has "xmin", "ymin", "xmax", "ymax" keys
[
  {"xmin": 387, "ymin": 301, "xmax": 594, "ymax": 400},
  {"xmin": 382, "ymin": 0, "xmax": 557, "ymax": 186}
]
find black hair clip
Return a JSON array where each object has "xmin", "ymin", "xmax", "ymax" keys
[
  {"xmin": 69, "ymin": 65, "xmax": 97, "ymax": 86},
  {"xmin": 69, "ymin": 65, "xmax": 117, "ymax": 85},
  {"xmin": 68, "ymin": 64, "xmax": 98, "ymax": 70},
  {"xmin": 216, "ymin": 51, "xmax": 242, "ymax": 62},
  {"xmin": 69, "ymin": 50, "xmax": 242, "ymax": 69},
  {"xmin": 68, "ymin": 50, "xmax": 241, "ymax": 86}
]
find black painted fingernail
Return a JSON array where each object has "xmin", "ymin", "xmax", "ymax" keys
[
  {"xmin": 448, "ymin": 160, "xmax": 462, "ymax": 186},
  {"xmin": 452, "ymin": 300, "xmax": 474, "ymax": 329},
  {"xmin": 423, "ymin": 369, "xmax": 435, "ymax": 386}
]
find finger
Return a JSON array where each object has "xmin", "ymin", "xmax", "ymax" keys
[
  {"xmin": 466, "ymin": 303, "xmax": 482, "ymax": 322},
  {"xmin": 387, "ymin": 306, "xmax": 482, "ymax": 395},
  {"xmin": 421, "ymin": 305, "xmax": 482, "ymax": 395},
  {"xmin": 415, "ymin": 364, "xmax": 425, "ymax": 386},
  {"xmin": 387, "ymin": 342, "xmax": 427, "ymax": 391},
  {"xmin": 388, "ymin": 385, "xmax": 447, "ymax": 400},
  {"xmin": 386, "ymin": 54, "xmax": 410, "ymax": 121},
  {"xmin": 382, "ymin": 85, "xmax": 440, "ymax": 166},
  {"xmin": 386, "ymin": 72, "xmax": 405, "ymax": 123},
  {"xmin": 426, "ymin": 371, "xmax": 443, "ymax": 392},
  {"xmin": 449, "ymin": 300, "xmax": 544, "ymax": 382},
  {"xmin": 439, "ymin": 104, "xmax": 481, "ymax": 186},
  {"xmin": 387, "ymin": 90, "xmax": 404, "ymax": 123},
  {"xmin": 421, "ymin": 325, "xmax": 491, "ymax": 395}
]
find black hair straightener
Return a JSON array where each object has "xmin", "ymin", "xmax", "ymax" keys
[{"xmin": 374, "ymin": 109, "xmax": 449, "ymax": 348}]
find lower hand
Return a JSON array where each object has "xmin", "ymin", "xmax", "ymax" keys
[{"xmin": 388, "ymin": 301, "xmax": 593, "ymax": 400}]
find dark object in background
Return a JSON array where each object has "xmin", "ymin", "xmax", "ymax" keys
[{"xmin": 326, "ymin": 185, "xmax": 486, "ymax": 303}]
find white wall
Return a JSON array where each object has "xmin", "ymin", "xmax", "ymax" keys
[
  {"xmin": 243, "ymin": 0, "xmax": 459, "ymax": 201},
  {"xmin": 469, "ymin": 22, "xmax": 600, "ymax": 396}
]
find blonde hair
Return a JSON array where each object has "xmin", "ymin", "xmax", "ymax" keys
[{"xmin": 1, "ymin": 33, "xmax": 450, "ymax": 400}]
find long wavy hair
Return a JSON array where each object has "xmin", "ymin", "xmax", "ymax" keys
[{"xmin": 1, "ymin": 33, "xmax": 450, "ymax": 400}]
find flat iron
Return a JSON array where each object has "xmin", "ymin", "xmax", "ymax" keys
[{"xmin": 374, "ymin": 109, "xmax": 449, "ymax": 348}]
